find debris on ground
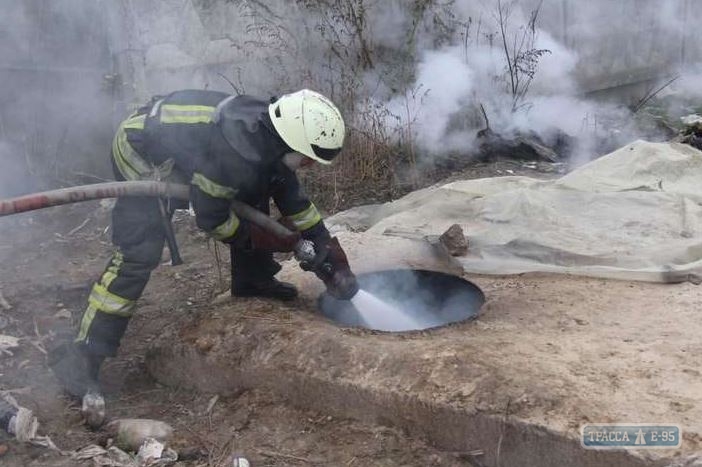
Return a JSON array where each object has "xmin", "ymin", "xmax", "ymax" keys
[
  {"xmin": 137, "ymin": 438, "xmax": 177, "ymax": 466},
  {"xmin": 75, "ymin": 438, "xmax": 178, "ymax": 466},
  {"xmin": 227, "ymin": 455, "xmax": 251, "ymax": 467},
  {"xmin": 1, "ymin": 395, "xmax": 61, "ymax": 454},
  {"xmin": 439, "ymin": 224, "xmax": 469, "ymax": 257},
  {"xmin": 0, "ymin": 399, "xmax": 17, "ymax": 434},
  {"xmin": 75, "ymin": 444, "xmax": 134, "ymax": 466},
  {"xmin": 53, "ymin": 308, "xmax": 72, "ymax": 320},
  {"xmin": 476, "ymin": 127, "xmax": 569, "ymax": 162},
  {"xmin": 136, "ymin": 438, "xmax": 164, "ymax": 464},
  {"xmin": 680, "ymin": 114, "xmax": 702, "ymax": 127},
  {"xmin": 676, "ymin": 113, "xmax": 702, "ymax": 151},
  {"xmin": 105, "ymin": 419, "xmax": 174, "ymax": 452},
  {"xmin": 74, "ymin": 444, "xmax": 111, "ymax": 461},
  {"xmin": 0, "ymin": 335, "xmax": 19, "ymax": 356},
  {"xmin": 0, "ymin": 290, "xmax": 11, "ymax": 311},
  {"xmin": 8, "ymin": 407, "xmax": 38, "ymax": 442},
  {"xmin": 176, "ymin": 446, "xmax": 208, "ymax": 462},
  {"xmin": 82, "ymin": 389, "xmax": 106, "ymax": 429}
]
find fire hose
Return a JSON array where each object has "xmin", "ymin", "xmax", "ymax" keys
[
  {"xmin": 0, "ymin": 181, "xmax": 355, "ymax": 296},
  {"xmin": 0, "ymin": 181, "xmax": 298, "ymax": 264},
  {"xmin": 1, "ymin": 182, "xmax": 355, "ymax": 430}
]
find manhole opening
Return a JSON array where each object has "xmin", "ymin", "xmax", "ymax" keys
[{"xmin": 318, "ymin": 269, "xmax": 485, "ymax": 332}]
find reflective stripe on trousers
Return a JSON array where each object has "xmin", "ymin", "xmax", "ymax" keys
[{"xmin": 75, "ymin": 252, "xmax": 136, "ymax": 345}]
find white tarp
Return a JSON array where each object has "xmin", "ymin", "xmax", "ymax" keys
[{"xmin": 328, "ymin": 141, "xmax": 702, "ymax": 282}]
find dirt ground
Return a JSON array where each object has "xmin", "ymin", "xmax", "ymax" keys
[
  {"xmin": 3, "ymin": 157, "xmax": 698, "ymax": 467},
  {"xmin": 0, "ymin": 205, "xmax": 470, "ymax": 467},
  {"xmin": 0, "ymin": 158, "xmax": 559, "ymax": 466},
  {"xmin": 146, "ymin": 234, "xmax": 702, "ymax": 467}
]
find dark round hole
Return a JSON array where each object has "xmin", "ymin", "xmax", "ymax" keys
[{"xmin": 318, "ymin": 269, "xmax": 485, "ymax": 332}]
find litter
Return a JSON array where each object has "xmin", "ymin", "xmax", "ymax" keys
[
  {"xmin": 1, "ymin": 396, "xmax": 61, "ymax": 452},
  {"xmin": 136, "ymin": 438, "xmax": 164, "ymax": 464},
  {"xmin": 106, "ymin": 419, "xmax": 174, "ymax": 452},
  {"xmin": 0, "ymin": 335, "xmax": 19, "ymax": 356},
  {"xmin": 0, "ymin": 291, "xmax": 11, "ymax": 311}
]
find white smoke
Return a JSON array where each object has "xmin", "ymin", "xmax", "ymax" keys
[
  {"xmin": 674, "ymin": 65, "xmax": 702, "ymax": 102},
  {"xmin": 383, "ymin": 9, "xmax": 585, "ymax": 155},
  {"xmin": 0, "ymin": 0, "xmax": 115, "ymax": 196},
  {"xmin": 377, "ymin": 0, "xmax": 700, "ymax": 161},
  {"xmin": 2, "ymin": 0, "xmax": 700, "ymax": 189},
  {"xmin": 386, "ymin": 47, "xmax": 476, "ymax": 153}
]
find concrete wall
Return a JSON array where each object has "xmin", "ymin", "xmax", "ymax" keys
[
  {"xmin": 0, "ymin": 0, "xmax": 116, "ymax": 194},
  {"xmin": 542, "ymin": 0, "xmax": 697, "ymax": 92},
  {"xmin": 1, "ymin": 1, "xmax": 696, "ymax": 191},
  {"xmin": 106, "ymin": 0, "xmax": 299, "ymax": 106},
  {"xmin": 107, "ymin": 0, "xmax": 701, "ymax": 106}
]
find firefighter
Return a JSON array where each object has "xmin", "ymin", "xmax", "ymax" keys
[{"xmin": 49, "ymin": 89, "xmax": 358, "ymax": 406}]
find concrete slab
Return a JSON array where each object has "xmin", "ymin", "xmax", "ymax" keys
[{"xmin": 146, "ymin": 233, "xmax": 702, "ymax": 467}]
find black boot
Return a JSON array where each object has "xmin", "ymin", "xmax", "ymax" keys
[
  {"xmin": 232, "ymin": 278, "xmax": 298, "ymax": 301},
  {"xmin": 49, "ymin": 342, "xmax": 107, "ymax": 428},
  {"xmin": 47, "ymin": 342, "xmax": 104, "ymax": 399},
  {"xmin": 230, "ymin": 247, "xmax": 297, "ymax": 301}
]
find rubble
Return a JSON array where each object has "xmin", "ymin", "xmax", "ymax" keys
[
  {"xmin": 677, "ymin": 113, "xmax": 702, "ymax": 151},
  {"xmin": 8, "ymin": 406, "xmax": 38, "ymax": 442},
  {"xmin": 74, "ymin": 444, "xmax": 111, "ymax": 461},
  {"xmin": 136, "ymin": 438, "xmax": 164, "ymax": 464},
  {"xmin": 0, "ymin": 290, "xmax": 11, "ymax": 311},
  {"xmin": 75, "ymin": 444, "xmax": 135, "ymax": 467},
  {"xmin": 75, "ymin": 439, "xmax": 178, "ymax": 467},
  {"xmin": 229, "ymin": 457, "xmax": 251, "ymax": 467},
  {"xmin": 82, "ymin": 389, "xmax": 106, "ymax": 429},
  {"xmin": 0, "ymin": 398, "xmax": 17, "ymax": 434},
  {"xmin": 105, "ymin": 419, "xmax": 174, "ymax": 452},
  {"xmin": 439, "ymin": 224, "xmax": 469, "ymax": 257},
  {"xmin": 0, "ymin": 335, "xmax": 19, "ymax": 356},
  {"xmin": 680, "ymin": 114, "xmax": 702, "ymax": 127},
  {"xmin": 1, "ymin": 395, "xmax": 60, "ymax": 453},
  {"xmin": 53, "ymin": 309, "xmax": 72, "ymax": 319},
  {"xmin": 476, "ymin": 128, "xmax": 569, "ymax": 163}
]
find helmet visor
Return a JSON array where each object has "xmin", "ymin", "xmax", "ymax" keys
[{"xmin": 311, "ymin": 144, "xmax": 341, "ymax": 162}]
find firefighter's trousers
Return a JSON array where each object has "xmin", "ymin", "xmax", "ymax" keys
[
  {"xmin": 75, "ymin": 194, "xmax": 282, "ymax": 357},
  {"xmin": 75, "ymin": 175, "xmax": 281, "ymax": 359},
  {"xmin": 75, "ymin": 190, "xmax": 173, "ymax": 357}
]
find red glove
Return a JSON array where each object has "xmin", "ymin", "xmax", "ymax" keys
[
  {"xmin": 306, "ymin": 237, "xmax": 359, "ymax": 300},
  {"xmin": 248, "ymin": 222, "xmax": 301, "ymax": 252}
]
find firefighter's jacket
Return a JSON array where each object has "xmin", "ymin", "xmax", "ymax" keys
[{"xmin": 112, "ymin": 89, "xmax": 326, "ymax": 242}]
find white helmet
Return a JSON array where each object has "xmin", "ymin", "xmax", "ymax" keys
[{"xmin": 268, "ymin": 89, "xmax": 345, "ymax": 165}]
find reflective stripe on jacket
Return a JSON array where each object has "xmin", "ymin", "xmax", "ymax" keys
[{"xmin": 113, "ymin": 90, "xmax": 326, "ymax": 242}]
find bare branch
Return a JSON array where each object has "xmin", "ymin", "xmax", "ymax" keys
[
  {"xmin": 480, "ymin": 103, "xmax": 491, "ymax": 131},
  {"xmin": 497, "ymin": 0, "xmax": 516, "ymax": 97},
  {"xmin": 216, "ymin": 72, "xmax": 242, "ymax": 95},
  {"xmin": 633, "ymin": 75, "xmax": 680, "ymax": 113}
]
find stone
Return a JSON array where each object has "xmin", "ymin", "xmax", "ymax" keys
[{"xmin": 439, "ymin": 224, "xmax": 468, "ymax": 257}]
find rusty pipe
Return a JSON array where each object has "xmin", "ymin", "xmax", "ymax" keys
[{"xmin": 0, "ymin": 181, "xmax": 295, "ymax": 239}]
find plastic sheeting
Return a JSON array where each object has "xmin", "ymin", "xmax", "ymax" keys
[{"xmin": 329, "ymin": 141, "xmax": 702, "ymax": 282}]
